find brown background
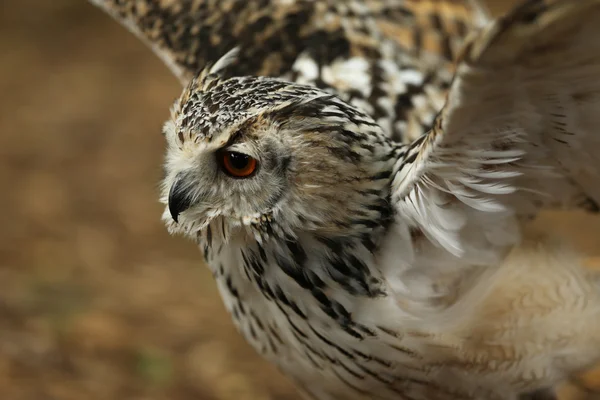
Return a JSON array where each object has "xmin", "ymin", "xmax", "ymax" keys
[{"xmin": 1, "ymin": 1, "xmax": 599, "ymax": 399}]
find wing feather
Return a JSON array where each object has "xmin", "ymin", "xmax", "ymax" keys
[
  {"xmin": 393, "ymin": 0, "xmax": 600, "ymax": 265},
  {"xmin": 88, "ymin": 0, "xmax": 488, "ymax": 142}
]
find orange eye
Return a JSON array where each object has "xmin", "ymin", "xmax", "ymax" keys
[{"xmin": 220, "ymin": 151, "xmax": 257, "ymax": 178}]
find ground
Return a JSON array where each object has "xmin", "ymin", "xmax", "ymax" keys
[{"xmin": 1, "ymin": 1, "xmax": 599, "ymax": 399}]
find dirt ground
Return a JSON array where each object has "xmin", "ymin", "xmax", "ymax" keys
[{"xmin": 1, "ymin": 1, "xmax": 599, "ymax": 399}]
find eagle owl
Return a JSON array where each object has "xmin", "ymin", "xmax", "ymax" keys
[{"xmin": 88, "ymin": 0, "xmax": 600, "ymax": 399}]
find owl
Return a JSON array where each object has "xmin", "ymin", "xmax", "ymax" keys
[{"xmin": 88, "ymin": 0, "xmax": 600, "ymax": 399}]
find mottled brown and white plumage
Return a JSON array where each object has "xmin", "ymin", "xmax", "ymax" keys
[
  {"xmin": 88, "ymin": 1, "xmax": 600, "ymax": 399},
  {"xmin": 89, "ymin": 0, "xmax": 489, "ymax": 143}
]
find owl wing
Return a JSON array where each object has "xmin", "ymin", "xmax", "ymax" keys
[
  {"xmin": 370, "ymin": 0, "xmax": 490, "ymax": 66},
  {"xmin": 89, "ymin": 0, "xmax": 487, "ymax": 142},
  {"xmin": 391, "ymin": 0, "xmax": 600, "ymax": 280}
]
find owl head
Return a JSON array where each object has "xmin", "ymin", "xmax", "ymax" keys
[{"xmin": 160, "ymin": 50, "xmax": 396, "ymax": 244}]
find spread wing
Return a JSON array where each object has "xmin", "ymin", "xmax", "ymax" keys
[
  {"xmin": 392, "ymin": 0, "xmax": 600, "ymax": 283},
  {"xmin": 88, "ymin": 0, "xmax": 488, "ymax": 142},
  {"xmin": 371, "ymin": 0, "xmax": 490, "ymax": 67}
]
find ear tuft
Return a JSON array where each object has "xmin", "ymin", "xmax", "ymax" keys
[
  {"xmin": 195, "ymin": 47, "xmax": 241, "ymax": 93},
  {"xmin": 209, "ymin": 47, "xmax": 240, "ymax": 76}
]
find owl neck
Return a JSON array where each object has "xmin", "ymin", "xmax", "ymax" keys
[{"xmin": 200, "ymin": 203, "xmax": 397, "ymax": 335}]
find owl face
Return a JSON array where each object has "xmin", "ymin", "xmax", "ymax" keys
[{"xmin": 161, "ymin": 75, "xmax": 395, "ymax": 242}]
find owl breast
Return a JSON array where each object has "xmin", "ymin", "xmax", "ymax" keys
[{"xmin": 203, "ymin": 236, "xmax": 486, "ymax": 400}]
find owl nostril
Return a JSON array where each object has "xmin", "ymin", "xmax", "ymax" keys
[{"xmin": 168, "ymin": 174, "xmax": 194, "ymax": 223}]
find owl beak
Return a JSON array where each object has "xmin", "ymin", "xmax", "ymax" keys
[{"xmin": 168, "ymin": 174, "xmax": 194, "ymax": 223}]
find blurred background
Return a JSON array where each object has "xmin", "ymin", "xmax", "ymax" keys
[{"xmin": 1, "ymin": 1, "xmax": 599, "ymax": 399}]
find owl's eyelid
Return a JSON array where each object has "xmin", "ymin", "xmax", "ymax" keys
[{"xmin": 222, "ymin": 143, "xmax": 259, "ymax": 160}]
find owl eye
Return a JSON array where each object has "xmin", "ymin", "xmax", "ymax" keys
[{"xmin": 220, "ymin": 150, "xmax": 258, "ymax": 178}]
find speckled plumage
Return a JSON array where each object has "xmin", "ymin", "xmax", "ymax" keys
[
  {"xmin": 89, "ymin": 0, "xmax": 488, "ymax": 143},
  {"xmin": 89, "ymin": 1, "xmax": 600, "ymax": 399}
]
